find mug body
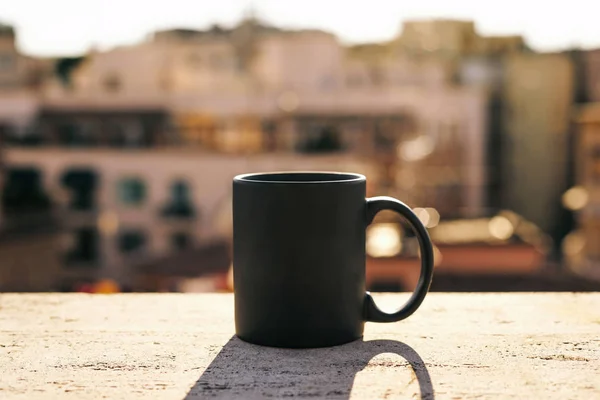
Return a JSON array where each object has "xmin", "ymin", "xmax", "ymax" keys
[{"xmin": 233, "ymin": 172, "xmax": 367, "ymax": 348}]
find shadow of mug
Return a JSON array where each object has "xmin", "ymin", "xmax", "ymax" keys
[{"xmin": 184, "ymin": 337, "xmax": 434, "ymax": 399}]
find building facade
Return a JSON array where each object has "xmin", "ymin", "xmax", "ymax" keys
[
  {"xmin": 582, "ymin": 49, "xmax": 600, "ymax": 102},
  {"xmin": 396, "ymin": 19, "xmax": 525, "ymax": 57},
  {"xmin": 566, "ymin": 103, "xmax": 600, "ymax": 281},
  {"xmin": 2, "ymin": 148, "xmax": 375, "ymax": 290},
  {"xmin": 501, "ymin": 53, "xmax": 574, "ymax": 242},
  {"xmin": 0, "ymin": 23, "xmax": 47, "ymax": 141}
]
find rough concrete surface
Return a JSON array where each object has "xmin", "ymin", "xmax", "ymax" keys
[{"xmin": 0, "ymin": 293, "xmax": 598, "ymax": 399}]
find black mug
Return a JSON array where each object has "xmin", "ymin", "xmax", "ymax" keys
[{"xmin": 233, "ymin": 172, "xmax": 434, "ymax": 348}]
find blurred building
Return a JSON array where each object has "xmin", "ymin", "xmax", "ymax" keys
[
  {"xmin": 396, "ymin": 20, "xmax": 526, "ymax": 57},
  {"xmin": 0, "ymin": 23, "xmax": 62, "ymax": 291},
  {"xmin": 462, "ymin": 49, "xmax": 575, "ymax": 235},
  {"xmin": 38, "ymin": 17, "xmax": 490, "ymax": 218},
  {"xmin": 565, "ymin": 103, "xmax": 600, "ymax": 281},
  {"xmin": 2, "ymin": 17, "xmax": 586, "ymax": 291},
  {"xmin": 0, "ymin": 23, "xmax": 51, "ymax": 92},
  {"xmin": 582, "ymin": 49, "xmax": 600, "ymax": 102},
  {"xmin": 500, "ymin": 54, "xmax": 574, "ymax": 243},
  {"xmin": 0, "ymin": 23, "xmax": 47, "ymax": 144},
  {"xmin": 0, "ymin": 167, "xmax": 61, "ymax": 291},
  {"xmin": 458, "ymin": 50, "xmax": 575, "ymax": 247},
  {"xmin": 3, "ymin": 147, "xmax": 373, "ymax": 290}
]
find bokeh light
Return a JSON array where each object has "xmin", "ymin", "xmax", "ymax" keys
[
  {"xmin": 413, "ymin": 207, "xmax": 440, "ymax": 228},
  {"xmin": 97, "ymin": 211, "xmax": 119, "ymax": 236},
  {"xmin": 398, "ymin": 136, "xmax": 435, "ymax": 162},
  {"xmin": 366, "ymin": 223, "xmax": 402, "ymax": 257},
  {"xmin": 488, "ymin": 216, "xmax": 514, "ymax": 240},
  {"xmin": 562, "ymin": 186, "xmax": 589, "ymax": 211}
]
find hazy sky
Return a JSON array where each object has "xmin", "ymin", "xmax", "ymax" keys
[{"xmin": 2, "ymin": 0, "xmax": 599, "ymax": 56}]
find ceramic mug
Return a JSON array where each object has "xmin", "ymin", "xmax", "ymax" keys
[{"xmin": 233, "ymin": 172, "xmax": 434, "ymax": 348}]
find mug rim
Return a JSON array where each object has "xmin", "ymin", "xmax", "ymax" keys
[{"xmin": 234, "ymin": 171, "xmax": 366, "ymax": 184}]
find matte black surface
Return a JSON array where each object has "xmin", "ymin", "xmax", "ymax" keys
[
  {"xmin": 233, "ymin": 172, "xmax": 434, "ymax": 348},
  {"xmin": 364, "ymin": 197, "xmax": 434, "ymax": 322}
]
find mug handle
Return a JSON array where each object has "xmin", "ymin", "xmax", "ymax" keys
[{"xmin": 364, "ymin": 196, "xmax": 435, "ymax": 322}]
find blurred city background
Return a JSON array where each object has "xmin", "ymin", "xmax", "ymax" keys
[{"xmin": 1, "ymin": 1, "xmax": 600, "ymax": 293}]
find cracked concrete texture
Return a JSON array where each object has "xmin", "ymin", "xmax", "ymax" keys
[{"xmin": 0, "ymin": 293, "xmax": 598, "ymax": 399}]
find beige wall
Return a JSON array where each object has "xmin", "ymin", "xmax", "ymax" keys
[
  {"xmin": 253, "ymin": 31, "xmax": 343, "ymax": 92},
  {"xmin": 170, "ymin": 40, "xmax": 246, "ymax": 94},
  {"xmin": 0, "ymin": 93, "xmax": 38, "ymax": 129},
  {"xmin": 343, "ymin": 54, "xmax": 451, "ymax": 89},
  {"xmin": 69, "ymin": 43, "xmax": 167, "ymax": 97}
]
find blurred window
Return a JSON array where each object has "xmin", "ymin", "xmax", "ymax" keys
[
  {"xmin": 65, "ymin": 228, "xmax": 99, "ymax": 266},
  {"xmin": 298, "ymin": 125, "xmax": 344, "ymax": 153},
  {"xmin": 0, "ymin": 123, "xmax": 9, "ymax": 142},
  {"xmin": 107, "ymin": 120, "xmax": 147, "ymax": 148},
  {"xmin": 58, "ymin": 123, "xmax": 92, "ymax": 147},
  {"xmin": 124, "ymin": 120, "xmax": 146, "ymax": 148},
  {"xmin": 118, "ymin": 230, "xmax": 147, "ymax": 254},
  {"xmin": 591, "ymin": 146, "xmax": 600, "ymax": 184},
  {"xmin": 1, "ymin": 167, "xmax": 51, "ymax": 215},
  {"xmin": 171, "ymin": 232, "xmax": 191, "ymax": 250},
  {"xmin": 60, "ymin": 168, "xmax": 99, "ymax": 210},
  {"xmin": 106, "ymin": 121, "xmax": 126, "ymax": 147},
  {"xmin": 117, "ymin": 177, "xmax": 146, "ymax": 206},
  {"xmin": 161, "ymin": 180, "xmax": 196, "ymax": 218},
  {"xmin": 373, "ymin": 122, "xmax": 396, "ymax": 151}
]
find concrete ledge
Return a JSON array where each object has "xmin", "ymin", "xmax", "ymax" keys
[{"xmin": 1, "ymin": 293, "xmax": 599, "ymax": 399}]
